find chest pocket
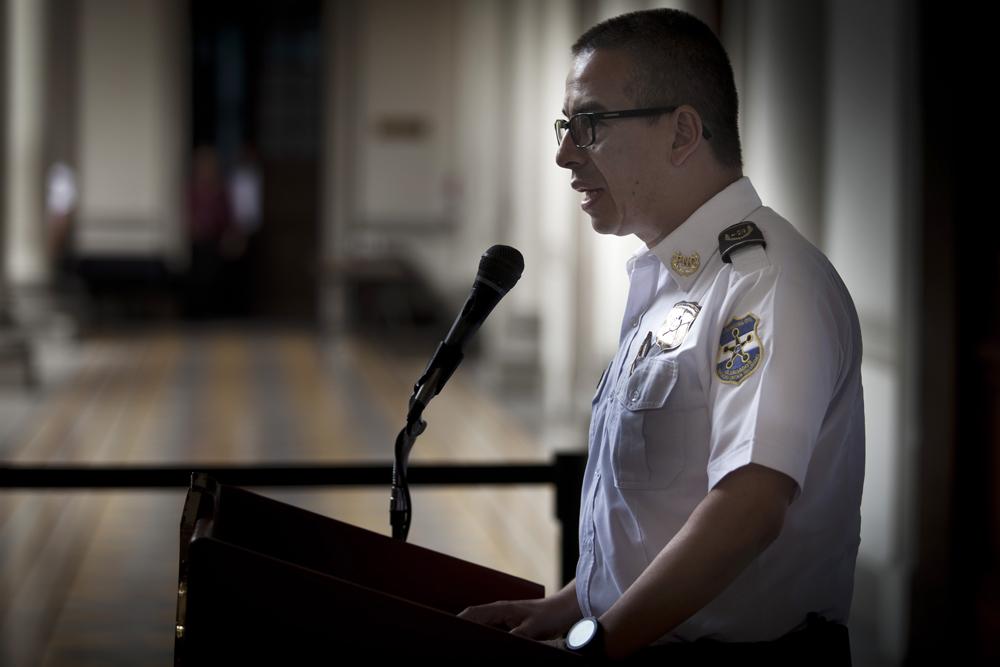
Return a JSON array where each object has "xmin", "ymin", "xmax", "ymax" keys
[{"xmin": 611, "ymin": 357, "xmax": 686, "ymax": 489}]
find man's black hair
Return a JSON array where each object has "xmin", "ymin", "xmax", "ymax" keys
[{"xmin": 572, "ymin": 9, "xmax": 742, "ymax": 170}]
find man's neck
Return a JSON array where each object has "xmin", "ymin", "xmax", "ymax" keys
[{"xmin": 641, "ymin": 169, "xmax": 744, "ymax": 249}]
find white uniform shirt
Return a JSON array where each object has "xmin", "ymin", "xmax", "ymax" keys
[{"xmin": 576, "ymin": 177, "xmax": 865, "ymax": 642}]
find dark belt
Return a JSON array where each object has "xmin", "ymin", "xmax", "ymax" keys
[{"xmin": 622, "ymin": 613, "xmax": 852, "ymax": 666}]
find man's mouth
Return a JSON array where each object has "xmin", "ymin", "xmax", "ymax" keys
[{"xmin": 581, "ymin": 188, "xmax": 603, "ymax": 210}]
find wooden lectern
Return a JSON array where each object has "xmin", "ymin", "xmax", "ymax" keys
[{"xmin": 174, "ymin": 473, "xmax": 580, "ymax": 664}]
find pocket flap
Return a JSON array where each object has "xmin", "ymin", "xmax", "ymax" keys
[{"xmin": 621, "ymin": 358, "xmax": 677, "ymax": 411}]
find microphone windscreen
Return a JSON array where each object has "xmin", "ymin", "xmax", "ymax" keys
[{"xmin": 477, "ymin": 245, "xmax": 524, "ymax": 294}]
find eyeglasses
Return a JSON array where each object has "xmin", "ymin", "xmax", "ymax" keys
[{"xmin": 554, "ymin": 106, "xmax": 712, "ymax": 148}]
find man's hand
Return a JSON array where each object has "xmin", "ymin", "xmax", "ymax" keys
[
  {"xmin": 457, "ymin": 578, "xmax": 581, "ymax": 639},
  {"xmin": 457, "ymin": 596, "xmax": 577, "ymax": 640}
]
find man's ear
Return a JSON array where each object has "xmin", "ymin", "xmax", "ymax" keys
[{"xmin": 670, "ymin": 106, "xmax": 703, "ymax": 165}]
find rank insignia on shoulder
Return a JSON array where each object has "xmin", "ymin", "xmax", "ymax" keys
[
  {"xmin": 719, "ymin": 222, "xmax": 766, "ymax": 263},
  {"xmin": 716, "ymin": 313, "xmax": 763, "ymax": 384}
]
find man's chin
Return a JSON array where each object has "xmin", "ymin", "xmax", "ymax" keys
[{"xmin": 589, "ymin": 216, "xmax": 623, "ymax": 236}]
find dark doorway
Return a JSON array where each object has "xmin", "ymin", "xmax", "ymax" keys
[
  {"xmin": 190, "ymin": 0, "xmax": 322, "ymax": 322},
  {"xmin": 911, "ymin": 1, "xmax": 998, "ymax": 663}
]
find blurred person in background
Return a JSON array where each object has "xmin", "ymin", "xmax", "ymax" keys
[
  {"xmin": 186, "ymin": 146, "xmax": 232, "ymax": 318},
  {"xmin": 46, "ymin": 161, "xmax": 78, "ymax": 285},
  {"xmin": 460, "ymin": 9, "xmax": 863, "ymax": 664},
  {"xmin": 45, "ymin": 161, "xmax": 81, "ymax": 332},
  {"xmin": 223, "ymin": 142, "xmax": 263, "ymax": 317}
]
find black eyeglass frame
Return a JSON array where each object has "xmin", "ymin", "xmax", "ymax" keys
[{"xmin": 554, "ymin": 106, "xmax": 712, "ymax": 148}]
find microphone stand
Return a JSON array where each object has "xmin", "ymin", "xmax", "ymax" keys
[
  {"xmin": 389, "ymin": 411, "xmax": 424, "ymax": 542},
  {"xmin": 387, "ymin": 244, "xmax": 522, "ymax": 541},
  {"xmin": 390, "ymin": 344, "xmax": 463, "ymax": 542}
]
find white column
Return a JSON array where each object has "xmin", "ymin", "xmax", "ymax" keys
[
  {"xmin": 506, "ymin": 0, "xmax": 544, "ymax": 321},
  {"xmin": 824, "ymin": 0, "xmax": 914, "ymax": 662},
  {"xmin": 4, "ymin": 0, "xmax": 48, "ymax": 286},
  {"xmin": 453, "ymin": 0, "xmax": 505, "ymax": 348},
  {"xmin": 492, "ymin": 0, "xmax": 588, "ymax": 446},
  {"xmin": 319, "ymin": 0, "xmax": 359, "ymax": 333},
  {"xmin": 740, "ymin": 0, "xmax": 825, "ymax": 244},
  {"xmin": 536, "ymin": 0, "xmax": 581, "ymax": 442}
]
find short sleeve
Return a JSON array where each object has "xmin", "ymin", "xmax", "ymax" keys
[{"xmin": 706, "ymin": 264, "xmax": 846, "ymax": 500}]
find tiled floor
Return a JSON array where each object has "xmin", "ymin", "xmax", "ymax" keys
[{"xmin": 0, "ymin": 327, "xmax": 560, "ymax": 665}]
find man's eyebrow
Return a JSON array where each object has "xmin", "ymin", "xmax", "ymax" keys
[{"xmin": 562, "ymin": 100, "xmax": 608, "ymax": 117}]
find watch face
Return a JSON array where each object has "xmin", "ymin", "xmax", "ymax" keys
[{"xmin": 567, "ymin": 617, "xmax": 597, "ymax": 650}]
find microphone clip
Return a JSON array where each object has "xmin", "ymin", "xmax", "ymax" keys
[
  {"xmin": 413, "ymin": 341, "xmax": 464, "ymax": 396},
  {"xmin": 408, "ymin": 341, "xmax": 463, "ymax": 423}
]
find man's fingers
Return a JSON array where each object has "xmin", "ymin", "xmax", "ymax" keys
[
  {"xmin": 457, "ymin": 605, "xmax": 490, "ymax": 622},
  {"xmin": 457, "ymin": 603, "xmax": 514, "ymax": 629}
]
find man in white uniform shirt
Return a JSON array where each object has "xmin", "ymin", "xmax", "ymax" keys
[{"xmin": 459, "ymin": 9, "xmax": 863, "ymax": 663}]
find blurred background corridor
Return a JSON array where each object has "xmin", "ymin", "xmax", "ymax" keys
[{"xmin": 0, "ymin": 0, "xmax": 991, "ymax": 665}]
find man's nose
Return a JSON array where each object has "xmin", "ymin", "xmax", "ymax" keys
[{"xmin": 555, "ymin": 133, "xmax": 586, "ymax": 169}]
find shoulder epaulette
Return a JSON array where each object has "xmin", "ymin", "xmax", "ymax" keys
[{"xmin": 719, "ymin": 222, "xmax": 766, "ymax": 263}]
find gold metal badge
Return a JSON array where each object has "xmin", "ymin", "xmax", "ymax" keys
[
  {"xmin": 670, "ymin": 251, "xmax": 700, "ymax": 277},
  {"xmin": 656, "ymin": 301, "xmax": 701, "ymax": 351}
]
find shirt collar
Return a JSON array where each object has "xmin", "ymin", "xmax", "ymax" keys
[
  {"xmin": 625, "ymin": 243, "xmax": 656, "ymax": 275},
  {"xmin": 642, "ymin": 176, "xmax": 764, "ymax": 291}
]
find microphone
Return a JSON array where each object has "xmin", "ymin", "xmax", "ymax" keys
[{"xmin": 408, "ymin": 245, "xmax": 524, "ymax": 422}]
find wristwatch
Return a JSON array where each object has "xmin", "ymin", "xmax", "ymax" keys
[{"xmin": 565, "ymin": 616, "xmax": 605, "ymax": 657}]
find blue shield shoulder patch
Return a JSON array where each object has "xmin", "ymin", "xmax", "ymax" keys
[{"xmin": 716, "ymin": 314, "xmax": 763, "ymax": 384}]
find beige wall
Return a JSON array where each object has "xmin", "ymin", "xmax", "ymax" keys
[{"xmin": 357, "ymin": 0, "xmax": 457, "ymax": 228}]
